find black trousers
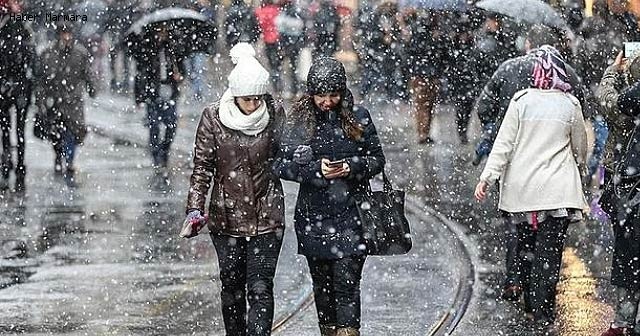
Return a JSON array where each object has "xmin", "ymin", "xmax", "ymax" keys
[
  {"xmin": 0, "ymin": 86, "xmax": 29, "ymax": 179},
  {"xmin": 504, "ymin": 215, "xmax": 569, "ymax": 322},
  {"xmin": 264, "ymin": 42, "xmax": 282, "ymax": 92},
  {"xmin": 307, "ymin": 256, "xmax": 366, "ymax": 329},
  {"xmin": 211, "ymin": 230, "xmax": 283, "ymax": 336}
]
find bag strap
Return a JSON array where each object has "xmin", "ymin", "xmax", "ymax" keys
[{"xmin": 382, "ymin": 169, "xmax": 394, "ymax": 192}]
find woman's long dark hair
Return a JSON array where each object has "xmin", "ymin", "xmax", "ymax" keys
[{"xmin": 286, "ymin": 89, "xmax": 364, "ymax": 143}]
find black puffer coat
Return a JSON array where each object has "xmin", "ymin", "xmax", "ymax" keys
[
  {"xmin": 474, "ymin": 49, "xmax": 594, "ymax": 133},
  {"xmin": 274, "ymin": 92, "xmax": 385, "ymax": 259}
]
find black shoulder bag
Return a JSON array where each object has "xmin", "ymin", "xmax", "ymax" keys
[{"xmin": 356, "ymin": 170, "xmax": 412, "ymax": 255}]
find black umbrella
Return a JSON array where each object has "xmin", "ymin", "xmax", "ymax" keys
[
  {"xmin": 125, "ymin": 7, "xmax": 216, "ymax": 58},
  {"xmin": 476, "ymin": 0, "xmax": 567, "ymax": 28}
]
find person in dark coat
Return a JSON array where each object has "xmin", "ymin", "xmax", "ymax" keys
[
  {"xmin": 312, "ymin": 0, "xmax": 340, "ymax": 58},
  {"xmin": 37, "ymin": 24, "xmax": 96, "ymax": 188},
  {"xmin": 448, "ymin": 12, "xmax": 482, "ymax": 144},
  {"xmin": 275, "ymin": 57, "xmax": 385, "ymax": 336},
  {"xmin": 0, "ymin": 2, "xmax": 35, "ymax": 192},
  {"xmin": 105, "ymin": 0, "xmax": 137, "ymax": 93},
  {"xmin": 473, "ymin": 24, "xmax": 595, "ymax": 165},
  {"xmin": 255, "ymin": 0, "xmax": 282, "ymax": 92},
  {"xmin": 276, "ymin": 0, "xmax": 305, "ymax": 97},
  {"xmin": 404, "ymin": 9, "xmax": 450, "ymax": 144},
  {"xmin": 359, "ymin": 1, "xmax": 404, "ymax": 100},
  {"xmin": 224, "ymin": 0, "xmax": 260, "ymax": 47},
  {"xmin": 598, "ymin": 51, "xmax": 640, "ymax": 336},
  {"xmin": 132, "ymin": 24, "xmax": 184, "ymax": 170},
  {"xmin": 185, "ymin": 43, "xmax": 286, "ymax": 336}
]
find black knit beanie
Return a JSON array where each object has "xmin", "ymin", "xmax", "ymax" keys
[{"xmin": 306, "ymin": 57, "xmax": 347, "ymax": 95}]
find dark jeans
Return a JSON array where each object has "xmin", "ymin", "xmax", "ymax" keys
[
  {"xmin": 454, "ymin": 92, "xmax": 475, "ymax": 140},
  {"xmin": 147, "ymin": 99, "xmax": 177, "ymax": 167},
  {"xmin": 504, "ymin": 215, "xmax": 569, "ymax": 322},
  {"xmin": 211, "ymin": 231, "xmax": 283, "ymax": 336},
  {"xmin": 307, "ymin": 256, "xmax": 366, "ymax": 328},
  {"xmin": 264, "ymin": 43, "xmax": 282, "ymax": 92},
  {"xmin": 53, "ymin": 130, "xmax": 78, "ymax": 169},
  {"xmin": 0, "ymin": 86, "xmax": 29, "ymax": 179}
]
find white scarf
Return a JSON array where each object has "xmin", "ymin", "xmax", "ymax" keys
[{"xmin": 218, "ymin": 89, "xmax": 270, "ymax": 136}]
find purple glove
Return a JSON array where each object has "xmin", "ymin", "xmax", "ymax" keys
[{"xmin": 180, "ymin": 210, "xmax": 208, "ymax": 238}]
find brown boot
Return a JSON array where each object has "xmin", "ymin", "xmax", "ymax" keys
[
  {"xmin": 336, "ymin": 327, "xmax": 360, "ymax": 336},
  {"xmin": 319, "ymin": 324, "xmax": 337, "ymax": 336}
]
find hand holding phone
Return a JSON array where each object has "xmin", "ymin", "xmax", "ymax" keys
[
  {"xmin": 326, "ymin": 159, "xmax": 346, "ymax": 168},
  {"xmin": 321, "ymin": 158, "xmax": 350, "ymax": 179}
]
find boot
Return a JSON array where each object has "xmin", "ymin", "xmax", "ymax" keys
[
  {"xmin": 319, "ymin": 325, "xmax": 337, "ymax": 336},
  {"xmin": 64, "ymin": 167, "xmax": 76, "ymax": 188},
  {"xmin": 0, "ymin": 175, "xmax": 7, "ymax": 191},
  {"xmin": 336, "ymin": 327, "xmax": 360, "ymax": 336},
  {"xmin": 54, "ymin": 156, "xmax": 63, "ymax": 179}
]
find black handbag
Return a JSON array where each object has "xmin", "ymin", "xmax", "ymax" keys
[{"xmin": 356, "ymin": 170, "xmax": 412, "ymax": 255}]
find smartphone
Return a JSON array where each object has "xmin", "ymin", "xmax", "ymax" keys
[
  {"xmin": 624, "ymin": 42, "xmax": 640, "ymax": 59},
  {"xmin": 326, "ymin": 159, "xmax": 346, "ymax": 168}
]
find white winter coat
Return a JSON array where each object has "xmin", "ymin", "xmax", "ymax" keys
[{"xmin": 479, "ymin": 88, "xmax": 589, "ymax": 213}]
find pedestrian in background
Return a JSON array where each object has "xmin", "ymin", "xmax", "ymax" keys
[
  {"xmin": 475, "ymin": 46, "xmax": 588, "ymax": 326},
  {"xmin": 275, "ymin": 57, "xmax": 385, "ymax": 336},
  {"xmin": 255, "ymin": 0, "xmax": 282, "ymax": 91},
  {"xmin": 185, "ymin": 43, "xmax": 286, "ymax": 336},
  {"xmin": 185, "ymin": 0, "xmax": 216, "ymax": 102},
  {"xmin": 598, "ymin": 51, "xmax": 640, "ymax": 336},
  {"xmin": 0, "ymin": 0, "xmax": 35, "ymax": 192},
  {"xmin": 132, "ymin": 24, "xmax": 184, "ymax": 171},
  {"xmin": 37, "ymin": 24, "xmax": 96, "ymax": 187},
  {"xmin": 404, "ymin": 9, "xmax": 449, "ymax": 144},
  {"xmin": 224, "ymin": 0, "xmax": 260, "ymax": 47},
  {"xmin": 312, "ymin": 0, "xmax": 340, "ymax": 58},
  {"xmin": 449, "ymin": 12, "xmax": 481, "ymax": 145},
  {"xmin": 276, "ymin": 0, "xmax": 305, "ymax": 99},
  {"xmin": 360, "ymin": 1, "xmax": 404, "ymax": 100}
]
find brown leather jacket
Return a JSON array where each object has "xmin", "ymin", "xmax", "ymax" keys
[{"xmin": 186, "ymin": 96, "xmax": 286, "ymax": 236}]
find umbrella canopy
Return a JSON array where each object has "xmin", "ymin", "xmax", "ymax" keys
[
  {"xmin": 476, "ymin": 0, "xmax": 567, "ymax": 28},
  {"xmin": 125, "ymin": 7, "xmax": 216, "ymax": 57},
  {"xmin": 399, "ymin": 0, "xmax": 467, "ymax": 10},
  {"xmin": 73, "ymin": 0, "xmax": 108, "ymax": 38}
]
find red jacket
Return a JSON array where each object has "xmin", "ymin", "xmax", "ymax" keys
[{"xmin": 255, "ymin": 4, "xmax": 280, "ymax": 44}]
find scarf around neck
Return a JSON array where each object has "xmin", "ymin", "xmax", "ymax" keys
[{"xmin": 218, "ymin": 89, "xmax": 270, "ymax": 136}]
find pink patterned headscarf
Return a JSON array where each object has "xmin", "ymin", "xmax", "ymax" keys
[{"xmin": 531, "ymin": 45, "xmax": 572, "ymax": 92}]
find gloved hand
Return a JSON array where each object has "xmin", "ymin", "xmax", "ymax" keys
[
  {"xmin": 293, "ymin": 145, "xmax": 313, "ymax": 165},
  {"xmin": 472, "ymin": 123, "xmax": 496, "ymax": 166},
  {"xmin": 180, "ymin": 209, "xmax": 208, "ymax": 238}
]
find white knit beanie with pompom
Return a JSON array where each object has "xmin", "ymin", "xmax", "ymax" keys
[{"xmin": 228, "ymin": 43, "xmax": 270, "ymax": 97}]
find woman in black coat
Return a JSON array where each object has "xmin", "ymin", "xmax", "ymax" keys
[{"xmin": 274, "ymin": 57, "xmax": 385, "ymax": 336}]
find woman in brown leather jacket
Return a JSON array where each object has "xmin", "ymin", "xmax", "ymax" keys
[{"xmin": 184, "ymin": 43, "xmax": 286, "ymax": 336}]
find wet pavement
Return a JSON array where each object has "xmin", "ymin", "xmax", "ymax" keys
[
  {"xmin": 0, "ymin": 82, "xmax": 620, "ymax": 335},
  {"xmin": 0, "ymin": 92, "xmax": 468, "ymax": 335}
]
